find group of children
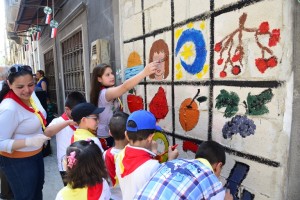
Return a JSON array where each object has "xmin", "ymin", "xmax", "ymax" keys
[
  {"xmin": 37, "ymin": 61, "xmax": 232, "ymax": 200},
  {"xmin": 45, "ymin": 89, "xmax": 233, "ymax": 200}
]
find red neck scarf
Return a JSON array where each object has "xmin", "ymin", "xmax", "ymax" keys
[
  {"xmin": 61, "ymin": 113, "xmax": 76, "ymax": 131},
  {"xmin": 87, "ymin": 183, "xmax": 103, "ymax": 200},
  {"xmin": 4, "ymin": 90, "xmax": 47, "ymax": 129},
  {"xmin": 121, "ymin": 146, "xmax": 153, "ymax": 178},
  {"xmin": 104, "ymin": 148, "xmax": 117, "ymax": 186}
]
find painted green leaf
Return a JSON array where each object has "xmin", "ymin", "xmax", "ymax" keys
[
  {"xmin": 215, "ymin": 89, "xmax": 240, "ymax": 118},
  {"xmin": 128, "ymin": 89, "xmax": 134, "ymax": 94},
  {"xmin": 197, "ymin": 96, "xmax": 207, "ymax": 103},
  {"xmin": 246, "ymin": 88, "xmax": 273, "ymax": 115}
]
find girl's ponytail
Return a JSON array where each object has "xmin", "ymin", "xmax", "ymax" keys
[{"xmin": 0, "ymin": 82, "xmax": 10, "ymax": 103}]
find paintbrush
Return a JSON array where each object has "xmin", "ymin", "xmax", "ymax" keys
[{"xmin": 154, "ymin": 144, "xmax": 178, "ymax": 162}]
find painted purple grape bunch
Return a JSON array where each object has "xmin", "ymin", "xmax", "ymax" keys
[{"xmin": 222, "ymin": 115, "xmax": 256, "ymax": 139}]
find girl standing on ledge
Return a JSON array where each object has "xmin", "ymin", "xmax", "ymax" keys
[{"xmin": 90, "ymin": 61, "xmax": 158, "ymax": 149}]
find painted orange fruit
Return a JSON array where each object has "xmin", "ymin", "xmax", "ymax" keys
[{"xmin": 179, "ymin": 98, "xmax": 200, "ymax": 131}]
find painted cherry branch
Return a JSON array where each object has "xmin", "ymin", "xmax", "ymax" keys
[{"xmin": 215, "ymin": 13, "xmax": 281, "ymax": 77}]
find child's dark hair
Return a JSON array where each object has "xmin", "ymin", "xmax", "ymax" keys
[
  {"xmin": 195, "ymin": 141, "xmax": 226, "ymax": 166},
  {"xmin": 65, "ymin": 140, "xmax": 108, "ymax": 189},
  {"xmin": 90, "ymin": 64, "xmax": 112, "ymax": 106},
  {"xmin": 65, "ymin": 91, "xmax": 86, "ymax": 109},
  {"xmin": 126, "ymin": 120, "xmax": 155, "ymax": 143},
  {"xmin": 109, "ymin": 111, "xmax": 129, "ymax": 140},
  {"xmin": 0, "ymin": 64, "xmax": 33, "ymax": 102}
]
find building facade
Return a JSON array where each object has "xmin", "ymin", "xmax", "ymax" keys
[{"xmin": 5, "ymin": 0, "xmax": 300, "ymax": 199}]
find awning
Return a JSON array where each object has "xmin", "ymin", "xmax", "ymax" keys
[{"xmin": 14, "ymin": 0, "xmax": 66, "ymax": 33}]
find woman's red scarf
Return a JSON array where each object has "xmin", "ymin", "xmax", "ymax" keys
[{"xmin": 4, "ymin": 90, "xmax": 47, "ymax": 130}]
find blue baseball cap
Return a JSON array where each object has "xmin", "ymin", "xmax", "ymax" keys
[{"xmin": 126, "ymin": 110, "xmax": 161, "ymax": 132}]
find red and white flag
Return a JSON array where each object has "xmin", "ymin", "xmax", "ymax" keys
[
  {"xmin": 51, "ymin": 28, "xmax": 57, "ymax": 38},
  {"xmin": 45, "ymin": 14, "xmax": 51, "ymax": 24},
  {"xmin": 36, "ymin": 32, "xmax": 41, "ymax": 40},
  {"xmin": 32, "ymin": 32, "xmax": 36, "ymax": 41}
]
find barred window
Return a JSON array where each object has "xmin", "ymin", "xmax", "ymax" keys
[{"xmin": 61, "ymin": 31, "xmax": 85, "ymax": 97}]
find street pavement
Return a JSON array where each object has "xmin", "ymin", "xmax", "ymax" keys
[
  {"xmin": 0, "ymin": 136, "xmax": 63, "ymax": 200},
  {"xmin": 43, "ymin": 136, "xmax": 64, "ymax": 200}
]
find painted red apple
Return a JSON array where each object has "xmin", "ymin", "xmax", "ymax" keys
[
  {"xmin": 231, "ymin": 53, "xmax": 241, "ymax": 62},
  {"xmin": 214, "ymin": 42, "xmax": 222, "ymax": 52},
  {"xmin": 231, "ymin": 65, "xmax": 241, "ymax": 75},
  {"xmin": 259, "ymin": 22, "xmax": 269, "ymax": 34},
  {"xmin": 268, "ymin": 29, "xmax": 280, "ymax": 47},
  {"xmin": 149, "ymin": 87, "xmax": 168, "ymax": 120},
  {"xmin": 255, "ymin": 58, "xmax": 268, "ymax": 73},
  {"xmin": 255, "ymin": 56, "xmax": 278, "ymax": 73},
  {"xmin": 127, "ymin": 89, "xmax": 144, "ymax": 113},
  {"xmin": 220, "ymin": 70, "xmax": 227, "ymax": 78},
  {"xmin": 267, "ymin": 56, "xmax": 277, "ymax": 68},
  {"xmin": 217, "ymin": 58, "xmax": 224, "ymax": 65}
]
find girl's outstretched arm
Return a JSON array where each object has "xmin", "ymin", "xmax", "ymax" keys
[{"xmin": 105, "ymin": 61, "xmax": 158, "ymax": 101}]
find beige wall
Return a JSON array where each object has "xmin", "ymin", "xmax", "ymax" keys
[{"xmin": 120, "ymin": 0, "xmax": 293, "ymax": 199}]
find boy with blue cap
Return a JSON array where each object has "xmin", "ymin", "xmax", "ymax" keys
[{"xmin": 115, "ymin": 110, "xmax": 178, "ymax": 200}]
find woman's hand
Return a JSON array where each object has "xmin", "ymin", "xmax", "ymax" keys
[
  {"xmin": 67, "ymin": 120, "xmax": 78, "ymax": 126},
  {"xmin": 25, "ymin": 134, "xmax": 50, "ymax": 147}
]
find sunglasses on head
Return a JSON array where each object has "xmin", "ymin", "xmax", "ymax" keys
[{"xmin": 8, "ymin": 65, "xmax": 32, "ymax": 76}]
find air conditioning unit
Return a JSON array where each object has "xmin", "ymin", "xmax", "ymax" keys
[{"xmin": 90, "ymin": 39, "xmax": 110, "ymax": 73}]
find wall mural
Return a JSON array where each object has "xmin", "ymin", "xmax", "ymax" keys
[
  {"xmin": 125, "ymin": 51, "xmax": 145, "ymax": 113},
  {"xmin": 149, "ymin": 86, "xmax": 169, "ymax": 120},
  {"xmin": 125, "ymin": 51, "xmax": 144, "ymax": 80},
  {"xmin": 121, "ymin": 0, "xmax": 288, "ymax": 199},
  {"xmin": 175, "ymin": 22, "xmax": 209, "ymax": 80},
  {"xmin": 215, "ymin": 13, "xmax": 281, "ymax": 77},
  {"xmin": 127, "ymin": 88, "xmax": 144, "ymax": 113},
  {"xmin": 179, "ymin": 89, "xmax": 207, "ymax": 132},
  {"xmin": 149, "ymin": 39, "xmax": 169, "ymax": 80}
]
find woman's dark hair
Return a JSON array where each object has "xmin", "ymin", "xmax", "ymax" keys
[
  {"xmin": 149, "ymin": 39, "xmax": 169, "ymax": 79},
  {"xmin": 126, "ymin": 120, "xmax": 155, "ymax": 143},
  {"xmin": 195, "ymin": 141, "xmax": 226, "ymax": 166},
  {"xmin": 109, "ymin": 111, "xmax": 129, "ymax": 140},
  {"xmin": 65, "ymin": 140, "xmax": 108, "ymax": 189},
  {"xmin": 0, "ymin": 64, "xmax": 33, "ymax": 103},
  {"xmin": 65, "ymin": 91, "xmax": 87, "ymax": 109},
  {"xmin": 90, "ymin": 64, "xmax": 112, "ymax": 106},
  {"xmin": 36, "ymin": 70, "xmax": 45, "ymax": 77}
]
